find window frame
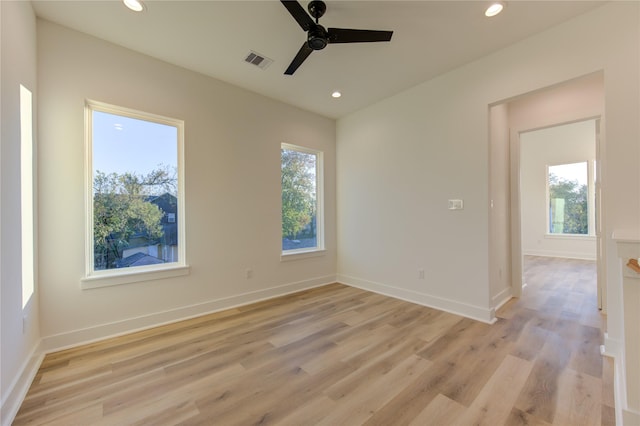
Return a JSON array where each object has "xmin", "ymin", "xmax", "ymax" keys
[
  {"xmin": 280, "ymin": 143, "xmax": 325, "ymax": 260},
  {"xmin": 545, "ymin": 160, "xmax": 595, "ymax": 238},
  {"xmin": 82, "ymin": 100, "xmax": 188, "ymax": 289}
]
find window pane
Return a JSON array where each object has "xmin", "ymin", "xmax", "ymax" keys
[
  {"xmin": 548, "ymin": 162, "xmax": 588, "ymax": 235},
  {"xmin": 281, "ymin": 147, "xmax": 318, "ymax": 252},
  {"xmin": 92, "ymin": 109, "xmax": 179, "ymax": 270},
  {"xmin": 21, "ymin": 85, "xmax": 34, "ymax": 308}
]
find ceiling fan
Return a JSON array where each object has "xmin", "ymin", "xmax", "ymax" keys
[{"xmin": 280, "ymin": 0, "xmax": 393, "ymax": 75}]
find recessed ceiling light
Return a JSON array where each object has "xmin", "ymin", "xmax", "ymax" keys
[
  {"xmin": 485, "ymin": 2, "xmax": 504, "ymax": 17},
  {"xmin": 331, "ymin": 91, "xmax": 342, "ymax": 98},
  {"xmin": 123, "ymin": 0, "xmax": 145, "ymax": 12}
]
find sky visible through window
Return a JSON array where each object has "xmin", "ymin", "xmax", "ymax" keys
[
  {"xmin": 92, "ymin": 110, "xmax": 177, "ymax": 177},
  {"xmin": 549, "ymin": 162, "xmax": 587, "ymax": 185}
]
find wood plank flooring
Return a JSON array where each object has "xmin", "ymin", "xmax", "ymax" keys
[{"xmin": 14, "ymin": 256, "xmax": 614, "ymax": 425}]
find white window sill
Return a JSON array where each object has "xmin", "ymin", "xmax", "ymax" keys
[
  {"xmin": 281, "ymin": 249, "xmax": 326, "ymax": 262},
  {"xmin": 81, "ymin": 264, "xmax": 190, "ymax": 289},
  {"xmin": 544, "ymin": 233, "xmax": 596, "ymax": 241}
]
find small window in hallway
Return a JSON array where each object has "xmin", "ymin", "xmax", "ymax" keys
[{"xmin": 548, "ymin": 162, "xmax": 588, "ymax": 235}]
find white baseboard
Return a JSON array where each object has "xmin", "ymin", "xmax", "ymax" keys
[
  {"xmin": 492, "ymin": 287, "xmax": 513, "ymax": 312},
  {"xmin": 602, "ymin": 334, "xmax": 637, "ymax": 426},
  {"xmin": 41, "ymin": 274, "xmax": 336, "ymax": 353},
  {"xmin": 337, "ymin": 274, "xmax": 495, "ymax": 324},
  {"xmin": 1, "ymin": 341, "xmax": 45, "ymax": 426},
  {"xmin": 523, "ymin": 250, "xmax": 596, "ymax": 261}
]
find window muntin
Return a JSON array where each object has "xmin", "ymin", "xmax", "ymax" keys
[
  {"xmin": 547, "ymin": 162, "xmax": 589, "ymax": 235},
  {"xmin": 85, "ymin": 101, "xmax": 185, "ymax": 280},
  {"xmin": 281, "ymin": 144, "xmax": 324, "ymax": 254}
]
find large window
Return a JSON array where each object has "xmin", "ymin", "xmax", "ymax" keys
[
  {"xmin": 547, "ymin": 162, "xmax": 590, "ymax": 235},
  {"xmin": 281, "ymin": 144, "xmax": 324, "ymax": 255},
  {"xmin": 85, "ymin": 101, "xmax": 186, "ymax": 285}
]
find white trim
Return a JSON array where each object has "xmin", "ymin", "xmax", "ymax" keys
[
  {"xmin": 602, "ymin": 334, "xmax": 626, "ymax": 426},
  {"xmin": 492, "ymin": 287, "xmax": 513, "ymax": 311},
  {"xmin": 81, "ymin": 264, "xmax": 190, "ymax": 289},
  {"xmin": 1, "ymin": 341, "xmax": 45, "ymax": 426},
  {"xmin": 43, "ymin": 275, "xmax": 336, "ymax": 352},
  {"xmin": 84, "ymin": 100, "xmax": 186, "ymax": 285},
  {"xmin": 281, "ymin": 249, "xmax": 326, "ymax": 261},
  {"xmin": 337, "ymin": 274, "xmax": 496, "ymax": 324},
  {"xmin": 543, "ymin": 233, "xmax": 596, "ymax": 241}
]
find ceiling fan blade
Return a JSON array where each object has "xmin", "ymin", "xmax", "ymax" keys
[
  {"xmin": 327, "ymin": 28, "xmax": 393, "ymax": 44},
  {"xmin": 281, "ymin": 1, "xmax": 315, "ymax": 32},
  {"xmin": 285, "ymin": 42, "xmax": 314, "ymax": 75}
]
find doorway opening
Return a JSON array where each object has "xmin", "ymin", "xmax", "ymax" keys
[
  {"xmin": 489, "ymin": 71, "xmax": 605, "ymax": 316},
  {"xmin": 519, "ymin": 119, "xmax": 601, "ymax": 312}
]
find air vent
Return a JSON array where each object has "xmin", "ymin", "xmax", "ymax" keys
[{"xmin": 244, "ymin": 51, "xmax": 273, "ymax": 70}]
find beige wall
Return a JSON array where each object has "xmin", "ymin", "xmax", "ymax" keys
[
  {"xmin": 36, "ymin": 20, "xmax": 337, "ymax": 347},
  {"xmin": 1, "ymin": 2, "xmax": 41, "ymax": 424},
  {"xmin": 337, "ymin": 7, "xmax": 639, "ymax": 412}
]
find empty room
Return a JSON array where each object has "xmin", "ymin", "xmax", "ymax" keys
[{"xmin": 2, "ymin": 1, "xmax": 639, "ymax": 425}]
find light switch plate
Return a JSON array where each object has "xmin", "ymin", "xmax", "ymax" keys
[{"xmin": 448, "ymin": 199, "xmax": 464, "ymax": 210}]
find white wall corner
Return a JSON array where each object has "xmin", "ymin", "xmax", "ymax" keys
[
  {"xmin": 1, "ymin": 340, "xmax": 45, "ymax": 426},
  {"xmin": 336, "ymin": 274, "xmax": 496, "ymax": 324},
  {"xmin": 40, "ymin": 275, "xmax": 337, "ymax": 353}
]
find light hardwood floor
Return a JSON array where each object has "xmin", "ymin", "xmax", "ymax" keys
[{"xmin": 14, "ymin": 256, "xmax": 614, "ymax": 425}]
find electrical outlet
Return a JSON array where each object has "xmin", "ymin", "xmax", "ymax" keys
[
  {"xmin": 23, "ymin": 315, "xmax": 28, "ymax": 334},
  {"xmin": 418, "ymin": 269, "xmax": 425, "ymax": 279},
  {"xmin": 245, "ymin": 268, "xmax": 253, "ymax": 279}
]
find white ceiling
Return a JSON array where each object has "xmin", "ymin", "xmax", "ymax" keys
[{"xmin": 32, "ymin": 0, "xmax": 604, "ymax": 119}]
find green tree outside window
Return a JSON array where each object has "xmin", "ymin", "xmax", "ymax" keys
[{"xmin": 548, "ymin": 163, "xmax": 588, "ymax": 235}]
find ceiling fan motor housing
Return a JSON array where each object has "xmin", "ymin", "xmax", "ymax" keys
[{"xmin": 308, "ymin": 25, "xmax": 328, "ymax": 50}]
